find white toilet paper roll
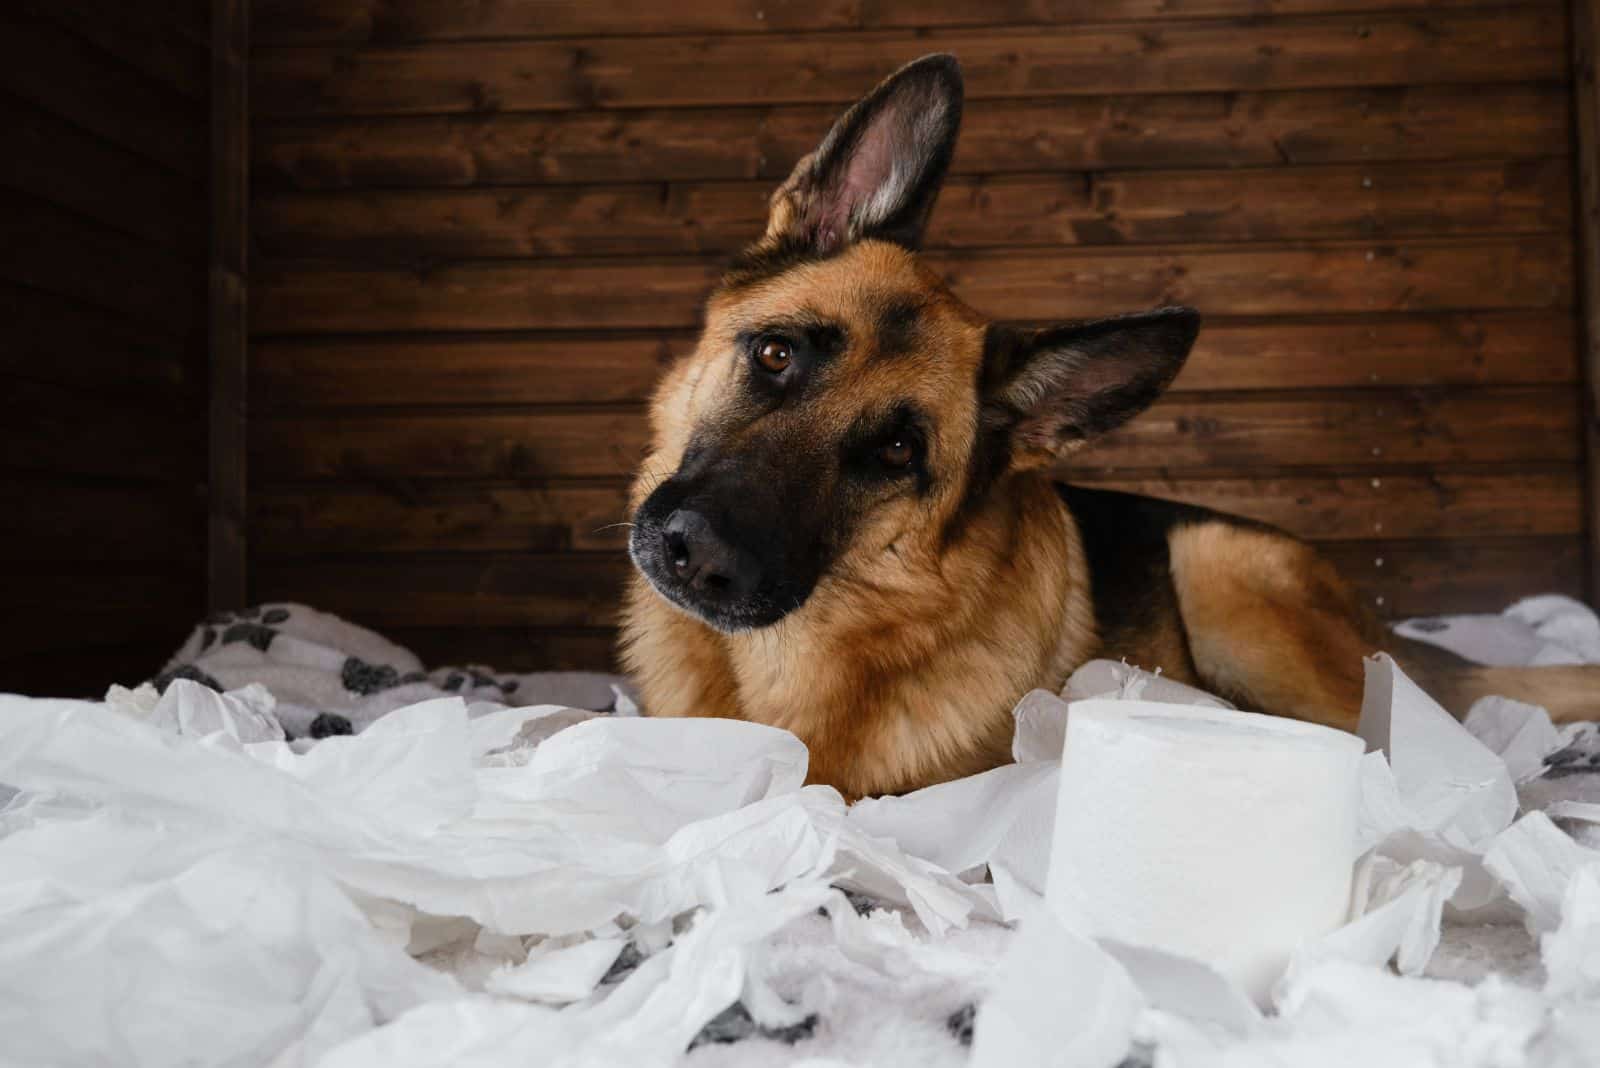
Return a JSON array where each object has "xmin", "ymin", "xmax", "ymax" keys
[{"xmin": 1046, "ymin": 699, "xmax": 1365, "ymax": 1005}]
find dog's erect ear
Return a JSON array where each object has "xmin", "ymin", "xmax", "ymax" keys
[
  {"xmin": 763, "ymin": 54, "xmax": 963, "ymax": 256},
  {"xmin": 981, "ymin": 307, "xmax": 1201, "ymax": 469}
]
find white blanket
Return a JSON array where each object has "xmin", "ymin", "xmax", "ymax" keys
[{"xmin": 2, "ymin": 598, "xmax": 1599, "ymax": 1067}]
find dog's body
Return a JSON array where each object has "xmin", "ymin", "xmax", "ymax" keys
[{"xmin": 620, "ymin": 56, "xmax": 1598, "ymax": 799}]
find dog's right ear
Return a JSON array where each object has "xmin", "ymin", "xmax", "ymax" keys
[{"xmin": 761, "ymin": 54, "xmax": 963, "ymax": 257}]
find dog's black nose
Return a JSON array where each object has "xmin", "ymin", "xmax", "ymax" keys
[{"xmin": 661, "ymin": 509, "xmax": 757, "ymax": 600}]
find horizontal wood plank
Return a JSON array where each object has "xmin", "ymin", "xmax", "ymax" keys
[
  {"xmin": 250, "ymin": 386, "xmax": 1581, "ymax": 481},
  {"xmin": 1322, "ymin": 537, "xmax": 1584, "ymax": 616},
  {"xmin": 0, "ymin": 282, "xmax": 200, "ymax": 396},
  {"xmin": 252, "ymin": 238, "xmax": 1572, "ymax": 334},
  {"xmin": 22, "ymin": 0, "xmax": 210, "ymax": 99},
  {"xmin": 375, "ymin": 626, "xmax": 622, "ymax": 674},
  {"xmin": 249, "ymin": 535, "xmax": 1582, "ymax": 629},
  {"xmin": 253, "ymin": 84, "xmax": 1571, "ymax": 189},
  {"xmin": 0, "ymin": 194, "xmax": 203, "ymax": 331},
  {"xmin": 0, "ymin": 13, "xmax": 206, "ymax": 177},
  {"xmin": 253, "ymin": 0, "xmax": 1558, "ymax": 44},
  {"xmin": 248, "ymin": 468, "xmax": 1581, "ymax": 556},
  {"xmin": 249, "ymin": 312, "xmax": 1577, "ymax": 410},
  {"xmin": 253, "ymin": 159, "xmax": 1572, "ymax": 260},
  {"xmin": 252, "ymin": 553, "xmax": 630, "ymax": 627},
  {"xmin": 253, "ymin": 10, "xmax": 1565, "ymax": 117},
  {"xmin": 0, "ymin": 642, "xmax": 183, "ymax": 697},
  {"xmin": 2, "ymin": 570, "xmax": 203, "ymax": 657},
  {"xmin": 1, "ymin": 379, "xmax": 200, "ymax": 481},
  {"xmin": 0, "ymin": 480, "xmax": 205, "ymax": 564},
  {"xmin": 1, "ymin": 92, "xmax": 205, "ymax": 253}
]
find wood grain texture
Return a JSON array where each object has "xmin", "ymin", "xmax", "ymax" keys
[
  {"xmin": 246, "ymin": 2, "xmax": 1593, "ymax": 670},
  {"xmin": 253, "ymin": 238, "xmax": 1571, "ymax": 334},
  {"xmin": 0, "ymin": 281, "xmax": 199, "ymax": 397},
  {"xmin": 254, "ymin": 85, "xmax": 1570, "ymax": 189},
  {"xmin": 253, "ymin": 159, "xmax": 1572, "ymax": 259},
  {"xmin": 2, "ymin": 379, "xmax": 199, "ymax": 481},
  {"xmin": 248, "ymin": 468, "xmax": 1582, "ymax": 556},
  {"xmin": 0, "ymin": 192, "xmax": 203, "ymax": 331},
  {"xmin": 253, "ymin": 10, "xmax": 1565, "ymax": 116},
  {"xmin": 0, "ymin": 480, "xmax": 205, "ymax": 563},
  {"xmin": 0, "ymin": 12, "xmax": 206, "ymax": 177},
  {"xmin": 22, "ymin": 0, "xmax": 210, "ymax": 99},
  {"xmin": 248, "ymin": 314, "xmax": 1576, "ymax": 410},
  {"xmin": 1572, "ymin": 0, "xmax": 1600, "ymax": 601},
  {"xmin": 0, "ymin": 13, "xmax": 211, "ymax": 689},
  {"xmin": 253, "ymin": 0, "xmax": 1558, "ymax": 43},
  {"xmin": 210, "ymin": 0, "xmax": 251, "ymax": 613},
  {"xmin": 0, "ymin": 92, "xmax": 205, "ymax": 252},
  {"xmin": 249, "ymin": 536, "xmax": 1584, "ymax": 629},
  {"xmin": 251, "ymin": 387, "xmax": 1580, "ymax": 482}
]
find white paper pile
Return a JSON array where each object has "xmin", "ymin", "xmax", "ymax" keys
[{"xmin": 4, "ymin": 620, "xmax": 1600, "ymax": 1065}]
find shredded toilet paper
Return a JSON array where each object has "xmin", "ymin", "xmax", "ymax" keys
[{"xmin": 5, "ymin": 614, "xmax": 1600, "ymax": 1065}]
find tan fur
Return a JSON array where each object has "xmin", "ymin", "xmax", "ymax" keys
[
  {"xmin": 621, "ymin": 61, "xmax": 1600, "ymax": 797},
  {"xmin": 622, "ymin": 240, "xmax": 1600, "ymax": 798}
]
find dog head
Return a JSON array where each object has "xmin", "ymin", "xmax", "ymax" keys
[{"xmin": 629, "ymin": 55, "xmax": 1200, "ymax": 632}]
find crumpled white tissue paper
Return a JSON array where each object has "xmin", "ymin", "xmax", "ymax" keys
[{"xmin": 6, "ymin": 609, "xmax": 1600, "ymax": 1066}]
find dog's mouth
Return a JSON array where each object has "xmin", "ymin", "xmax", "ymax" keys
[{"xmin": 627, "ymin": 514, "xmax": 809, "ymax": 633}]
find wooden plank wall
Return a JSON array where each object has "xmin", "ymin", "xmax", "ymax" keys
[
  {"xmin": 0, "ymin": 2, "xmax": 212, "ymax": 695},
  {"xmin": 248, "ymin": 0, "xmax": 1585, "ymax": 674}
]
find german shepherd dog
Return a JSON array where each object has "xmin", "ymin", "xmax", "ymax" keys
[{"xmin": 621, "ymin": 55, "xmax": 1599, "ymax": 800}]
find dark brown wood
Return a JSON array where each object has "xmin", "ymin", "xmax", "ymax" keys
[
  {"xmin": 250, "ymin": 387, "xmax": 1581, "ymax": 481},
  {"xmin": 0, "ymin": 480, "xmax": 205, "ymax": 564},
  {"xmin": 248, "ymin": 468, "xmax": 1582, "ymax": 557},
  {"xmin": 253, "ymin": 10, "xmax": 1564, "ymax": 117},
  {"xmin": 2, "ymin": 379, "xmax": 197, "ymax": 480},
  {"xmin": 0, "ymin": 281, "xmax": 199, "ymax": 397},
  {"xmin": 3, "ymin": 570, "xmax": 204, "ymax": 657},
  {"xmin": 0, "ymin": 193, "xmax": 202, "ymax": 331},
  {"xmin": 253, "ymin": 238, "xmax": 1572, "ymax": 334},
  {"xmin": 251, "ymin": 553, "xmax": 631, "ymax": 628},
  {"xmin": 254, "ymin": 85, "xmax": 1571, "ymax": 190},
  {"xmin": 249, "ymin": 313, "xmax": 1576, "ymax": 410},
  {"xmin": 253, "ymin": 159, "xmax": 1572, "ymax": 260},
  {"xmin": 0, "ymin": 93, "xmax": 205, "ymax": 253},
  {"xmin": 252, "ymin": 0, "xmax": 1556, "ymax": 44},
  {"xmin": 23, "ymin": 0, "xmax": 210, "ymax": 99},
  {"xmin": 0, "ymin": 13, "xmax": 207, "ymax": 177},
  {"xmin": 248, "ymin": 536, "xmax": 1584, "ymax": 629},
  {"xmin": 1322, "ymin": 537, "xmax": 1586, "ymax": 617},
  {"xmin": 244, "ymin": 1, "xmax": 1595, "ymax": 664},
  {"xmin": 377, "ymin": 627, "xmax": 623, "ymax": 674},
  {"xmin": 1572, "ymin": 0, "xmax": 1600, "ymax": 603},
  {"xmin": 210, "ymin": 0, "xmax": 250, "ymax": 613},
  {"xmin": 0, "ymin": 642, "xmax": 184, "ymax": 698}
]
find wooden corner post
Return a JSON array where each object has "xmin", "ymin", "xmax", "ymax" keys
[{"xmin": 208, "ymin": 0, "xmax": 248, "ymax": 611}]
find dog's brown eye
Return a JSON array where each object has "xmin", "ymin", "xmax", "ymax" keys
[
  {"xmin": 879, "ymin": 438, "xmax": 915, "ymax": 469},
  {"xmin": 755, "ymin": 339, "xmax": 792, "ymax": 373}
]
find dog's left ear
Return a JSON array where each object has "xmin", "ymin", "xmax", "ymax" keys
[
  {"xmin": 981, "ymin": 307, "xmax": 1201, "ymax": 469},
  {"xmin": 763, "ymin": 54, "xmax": 963, "ymax": 256}
]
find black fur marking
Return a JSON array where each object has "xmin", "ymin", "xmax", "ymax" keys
[
  {"xmin": 261, "ymin": 608, "xmax": 290, "ymax": 625},
  {"xmin": 688, "ymin": 1002, "xmax": 819, "ymax": 1050},
  {"xmin": 1056, "ymin": 484, "xmax": 1212, "ymax": 665},
  {"xmin": 721, "ymin": 233, "xmax": 839, "ymax": 292},
  {"xmin": 308, "ymin": 712, "xmax": 353, "ymax": 739},
  {"xmin": 222, "ymin": 622, "xmax": 277, "ymax": 652},
  {"xmin": 341, "ymin": 657, "xmax": 400, "ymax": 696},
  {"xmin": 874, "ymin": 297, "xmax": 925, "ymax": 358}
]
